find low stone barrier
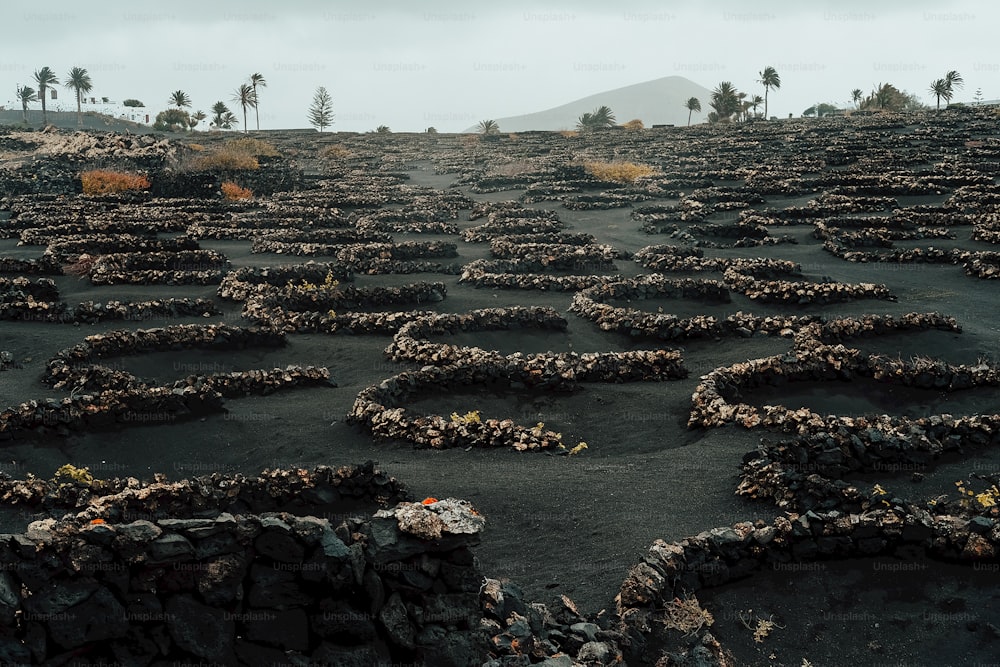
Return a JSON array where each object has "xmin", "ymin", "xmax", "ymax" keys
[
  {"xmin": 1, "ymin": 297, "xmax": 220, "ymax": 325},
  {"xmin": 0, "ymin": 276, "xmax": 59, "ymax": 300},
  {"xmin": 960, "ymin": 250, "xmax": 1000, "ymax": 279},
  {"xmin": 242, "ymin": 282, "xmax": 447, "ymax": 334},
  {"xmin": 348, "ymin": 347, "xmax": 686, "ymax": 451},
  {"xmin": 356, "ymin": 218, "xmax": 460, "ymax": 235},
  {"xmin": 488, "ymin": 239, "xmax": 623, "ymax": 270},
  {"xmin": 688, "ymin": 325, "xmax": 980, "ymax": 435},
  {"xmin": 562, "ymin": 192, "xmax": 650, "ymax": 210},
  {"xmin": 633, "ymin": 245, "xmax": 801, "ymax": 275},
  {"xmin": 246, "ymin": 228, "xmax": 393, "ymax": 247},
  {"xmin": 88, "ymin": 250, "xmax": 230, "ymax": 285},
  {"xmin": 616, "ymin": 505, "xmax": 1000, "ymax": 665},
  {"xmin": 0, "ymin": 464, "xmax": 490, "ymax": 665},
  {"xmin": 460, "ymin": 259, "xmax": 622, "ymax": 291},
  {"xmin": 217, "ymin": 263, "xmax": 355, "ymax": 302},
  {"xmin": 43, "ymin": 235, "xmax": 200, "ymax": 262},
  {"xmin": 491, "ymin": 232, "xmax": 597, "ymax": 246},
  {"xmin": 463, "ymin": 220, "xmax": 567, "ymax": 243},
  {"xmin": 0, "ymin": 256, "xmax": 63, "ymax": 276},
  {"xmin": 722, "ymin": 266, "xmax": 896, "ymax": 305},
  {"xmin": 569, "ymin": 275, "xmax": 737, "ymax": 340},
  {"xmin": 386, "ymin": 307, "xmax": 568, "ymax": 366}
]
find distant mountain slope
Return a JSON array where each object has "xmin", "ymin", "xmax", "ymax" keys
[{"xmin": 469, "ymin": 76, "xmax": 714, "ymax": 132}]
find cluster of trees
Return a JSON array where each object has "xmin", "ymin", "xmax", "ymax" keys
[
  {"xmin": 800, "ymin": 72, "xmax": 963, "ymax": 118},
  {"xmin": 685, "ymin": 67, "xmax": 973, "ymax": 124},
  {"xmin": 16, "ymin": 65, "xmax": 272, "ymax": 133},
  {"xmin": 928, "ymin": 71, "xmax": 964, "ymax": 110},
  {"xmin": 153, "ymin": 74, "xmax": 267, "ymax": 133},
  {"xmin": 16, "ymin": 66, "xmax": 94, "ymax": 125},
  {"xmin": 686, "ymin": 66, "xmax": 780, "ymax": 124}
]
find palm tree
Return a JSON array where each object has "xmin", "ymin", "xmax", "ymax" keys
[
  {"xmin": 758, "ymin": 66, "xmax": 781, "ymax": 120},
  {"xmin": 577, "ymin": 105, "xmax": 616, "ymax": 131},
  {"xmin": 16, "ymin": 85, "xmax": 38, "ymax": 123},
  {"xmin": 189, "ymin": 110, "xmax": 206, "ymax": 130},
  {"xmin": 736, "ymin": 92, "xmax": 748, "ymax": 122},
  {"xmin": 929, "ymin": 78, "xmax": 950, "ymax": 111},
  {"xmin": 232, "ymin": 84, "xmax": 256, "ymax": 134},
  {"xmin": 478, "ymin": 119, "xmax": 500, "ymax": 135},
  {"xmin": 169, "ymin": 90, "xmax": 191, "ymax": 109},
  {"xmin": 592, "ymin": 105, "xmax": 616, "ymax": 129},
  {"xmin": 222, "ymin": 112, "xmax": 239, "ymax": 129},
  {"xmin": 867, "ymin": 83, "xmax": 905, "ymax": 112},
  {"xmin": 710, "ymin": 81, "xmax": 739, "ymax": 122},
  {"xmin": 33, "ymin": 67, "xmax": 59, "ymax": 124},
  {"xmin": 851, "ymin": 88, "xmax": 864, "ymax": 109},
  {"xmin": 749, "ymin": 94, "xmax": 764, "ymax": 119},
  {"xmin": 945, "ymin": 70, "xmax": 964, "ymax": 94},
  {"xmin": 210, "ymin": 101, "xmax": 231, "ymax": 129},
  {"xmin": 683, "ymin": 97, "xmax": 701, "ymax": 126},
  {"xmin": 249, "ymin": 73, "xmax": 266, "ymax": 130},
  {"xmin": 64, "ymin": 67, "xmax": 93, "ymax": 126}
]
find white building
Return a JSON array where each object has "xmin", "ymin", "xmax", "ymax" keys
[
  {"xmin": 4, "ymin": 86, "xmax": 162, "ymax": 126},
  {"xmin": 57, "ymin": 90, "xmax": 161, "ymax": 125}
]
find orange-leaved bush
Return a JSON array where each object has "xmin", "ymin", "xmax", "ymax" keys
[
  {"xmin": 221, "ymin": 182, "xmax": 253, "ymax": 200},
  {"xmin": 80, "ymin": 170, "xmax": 150, "ymax": 195}
]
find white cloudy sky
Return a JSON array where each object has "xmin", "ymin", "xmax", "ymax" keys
[{"xmin": 4, "ymin": 0, "xmax": 995, "ymax": 131}]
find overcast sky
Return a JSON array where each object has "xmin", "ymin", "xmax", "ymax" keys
[{"xmin": 4, "ymin": 0, "xmax": 995, "ymax": 131}]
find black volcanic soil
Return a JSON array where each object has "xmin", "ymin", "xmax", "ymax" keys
[{"xmin": 2, "ymin": 120, "xmax": 1000, "ymax": 666}]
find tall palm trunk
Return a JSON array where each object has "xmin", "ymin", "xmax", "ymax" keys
[
  {"xmin": 252, "ymin": 84, "xmax": 260, "ymax": 131},
  {"xmin": 40, "ymin": 87, "xmax": 48, "ymax": 124},
  {"xmin": 763, "ymin": 87, "xmax": 768, "ymax": 120},
  {"xmin": 76, "ymin": 90, "xmax": 82, "ymax": 126}
]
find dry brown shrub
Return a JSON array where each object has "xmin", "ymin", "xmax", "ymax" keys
[
  {"xmin": 584, "ymin": 160, "xmax": 656, "ymax": 183},
  {"xmin": 320, "ymin": 144, "xmax": 351, "ymax": 160},
  {"xmin": 79, "ymin": 170, "xmax": 150, "ymax": 195}
]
